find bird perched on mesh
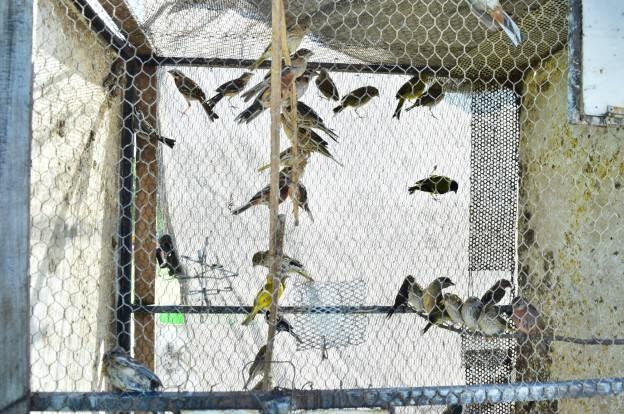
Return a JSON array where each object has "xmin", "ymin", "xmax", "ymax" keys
[
  {"xmin": 235, "ymin": 67, "xmax": 297, "ymax": 124},
  {"xmin": 408, "ymin": 175, "xmax": 459, "ymax": 197},
  {"xmin": 280, "ymin": 120, "xmax": 343, "ymax": 166},
  {"xmin": 387, "ymin": 275, "xmax": 425, "ymax": 318},
  {"xmin": 315, "ymin": 68, "xmax": 340, "ymax": 101},
  {"xmin": 231, "ymin": 171, "xmax": 292, "ymax": 215},
  {"xmin": 252, "ymin": 250, "xmax": 314, "ymax": 282},
  {"xmin": 480, "ymin": 279, "xmax": 513, "ymax": 307},
  {"xmin": 405, "ymin": 81, "xmax": 445, "ymax": 115},
  {"xmin": 156, "ymin": 234, "xmax": 182, "ymax": 276},
  {"xmin": 241, "ymin": 277, "xmax": 286, "ymax": 325},
  {"xmin": 468, "ymin": 0, "xmax": 524, "ymax": 47},
  {"xmin": 102, "ymin": 57, "xmax": 125, "ymax": 99},
  {"xmin": 134, "ymin": 108, "xmax": 176, "ymax": 149},
  {"xmin": 248, "ymin": 17, "xmax": 311, "ymax": 71},
  {"xmin": 393, "ymin": 74, "xmax": 429, "ymax": 119},
  {"xmin": 206, "ymin": 72, "xmax": 254, "ymax": 114},
  {"xmin": 511, "ymin": 297, "xmax": 546, "ymax": 336},
  {"xmin": 285, "ymin": 101, "xmax": 339, "ymax": 142},
  {"xmin": 103, "ymin": 347, "xmax": 162, "ymax": 392},
  {"xmin": 333, "ymin": 86, "xmax": 380, "ymax": 115},
  {"xmin": 422, "ymin": 292, "xmax": 464, "ymax": 334},
  {"xmin": 265, "ymin": 311, "xmax": 303, "ymax": 343},
  {"xmin": 243, "ymin": 345, "xmax": 267, "ymax": 389},
  {"xmin": 168, "ymin": 69, "xmax": 216, "ymax": 120},
  {"xmin": 478, "ymin": 305, "xmax": 510, "ymax": 335},
  {"xmin": 461, "ymin": 296, "xmax": 484, "ymax": 331}
]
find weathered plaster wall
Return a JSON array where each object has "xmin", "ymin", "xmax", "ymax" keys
[
  {"xmin": 518, "ymin": 49, "xmax": 624, "ymax": 413},
  {"xmin": 30, "ymin": 0, "xmax": 121, "ymax": 391}
]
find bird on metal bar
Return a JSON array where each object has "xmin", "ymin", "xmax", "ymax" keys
[
  {"xmin": 103, "ymin": 347, "xmax": 162, "ymax": 392},
  {"xmin": 205, "ymin": 72, "xmax": 254, "ymax": 114},
  {"xmin": 135, "ymin": 108, "xmax": 176, "ymax": 149},
  {"xmin": 387, "ymin": 275, "xmax": 425, "ymax": 318},
  {"xmin": 168, "ymin": 69, "xmax": 217, "ymax": 120},
  {"xmin": 408, "ymin": 175, "xmax": 458, "ymax": 197},
  {"xmin": 480, "ymin": 279, "xmax": 513, "ymax": 307},
  {"xmin": 404, "ymin": 81, "xmax": 445, "ymax": 116},
  {"xmin": 422, "ymin": 292, "xmax": 464, "ymax": 334},
  {"xmin": 243, "ymin": 345, "xmax": 267, "ymax": 389},
  {"xmin": 285, "ymin": 101, "xmax": 339, "ymax": 142},
  {"xmin": 333, "ymin": 86, "xmax": 379, "ymax": 116},
  {"xmin": 315, "ymin": 68, "xmax": 340, "ymax": 101},
  {"xmin": 478, "ymin": 304, "xmax": 511, "ymax": 335},
  {"xmin": 248, "ymin": 17, "xmax": 311, "ymax": 71},
  {"xmin": 392, "ymin": 73, "xmax": 429, "ymax": 119},
  {"xmin": 241, "ymin": 277, "xmax": 286, "ymax": 326},
  {"xmin": 252, "ymin": 250, "xmax": 314, "ymax": 282},
  {"xmin": 468, "ymin": 0, "xmax": 524, "ymax": 47},
  {"xmin": 461, "ymin": 296, "xmax": 484, "ymax": 331},
  {"xmin": 231, "ymin": 170, "xmax": 292, "ymax": 215},
  {"xmin": 422, "ymin": 277, "xmax": 455, "ymax": 334},
  {"xmin": 265, "ymin": 311, "xmax": 303, "ymax": 343}
]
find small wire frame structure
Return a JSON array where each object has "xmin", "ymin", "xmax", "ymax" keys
[{"xmin": 14, "ymin": 0, "xmax": 624, "ymax": 413}]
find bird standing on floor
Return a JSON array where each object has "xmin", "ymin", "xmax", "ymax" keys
[
  {"xmin": 333, "ymin": 86, "xmax": 380, "ymax": 115},
  {"xmin": 252, "ymin": 250, "xmax": 314, "ymax": 282},
  {"xmin": 206, "ymin": 72, "xmax": 254, "ymax": 112},
  {"xmin": 480, "ymin": 279, "xmax": 513, "ymax": 307},
  {"xmin": 387, "ymin": 275, "xmax": 425, "ymax": 318},
  {"xmin": 265, "ymin": 311, "xmax": 303, "ymax": 343},
  {"xmin": 315, "ymin": 68, "xmax": 340, "ymax": 101},
  {"xmin": 477, "ymin": 305, "xmax": 510, "ymax": 335},
  {"xmin": 168, "ymin": 69, "xmax": 216, "ymax": 120},
  {"xmin": 468, "ymin": 0, "xmax": 524, "ymax": 47},
  {"xmin": 422, "ymin": 293, "xmax": 463, "ymax": 334},
  {"xmin": 393, "ymin": 74, "xmax": 428, "ymax": 119},
  {"xmin": 241, "ymin": 277, "xmax": 286, "ymax": 326},
  {"xmin": 103, "ymin": 347, "xmax": 162, "ymax": 392},
  {"xmin": 511, "ymin": 297, "xmax": 546, "ymax": 335},
  {"xmin": 286, "ymin": 101, "xmax": 339, "ymax": 141},
  {"xmin": 243, "ymin": 345, "xmax": 267, "ymax": 389},
  {"xmin": 249, "ymin": 18, "xmax": 311, "ymax": 71},
  {"xmin": 231, "ymin": 171, "xmax": 291, "ymax": 215},
  {"xmin": 135, "ymin": 109, "xmax": 176, "ymax": 149},
  {"xmin": 405, "ymin": 81, "xmax": 445, "ymax": 114},
  {"xmin": 461, "ymin": 296, "xmax": 484, "ymax": 331},
  {"xmin": 408, "ymin": 175, "xmax": 459, "ymax": 196}
]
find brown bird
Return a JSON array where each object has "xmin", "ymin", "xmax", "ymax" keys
[
  {"xmin": 266, "ymin": 311, "xmax": 303, "ymax": 343},
  {"xmin": 333, "ymin": 86, "xmax": 380, "ymax": 115},
  {"xmin": 477, "ymin": 305, "xmax": 510, "ymax": 335},
  {"xmin": 480, "ymin": 279, "xmax": 513, "ymax": 307},
  {"xmin": 290, "ymin": 180, "xmax": 314, "ymax": 222},
  {"xmin": 243, "ymin": 345, "xmax": 267, "ymax": 389},
  {"xmin": 231, "ymin": 171, "xmax": 291, "ymax": 215},
  {"xmin": 315, "ymin": 68, "xmax": 340, "ymax": 101},
  {"xmin": 285, "ymin": 101, "xmax": 339, "ymax": 141},
  {"xmin": 280, "ymin": 119, "xmax": 343, "ymax": 166},
  {"xmin": 249, "ymin": 18, "xmax": 311, "ymax": 71},
  {"xmin": 393, "ymin": 74, "xmax": 428, "ymax": 119},
  {"xmin": 206, "ymin": 72, "xmax": 254, "ymax": 112},
  {"xmin": 257, "ymin": 147, "xmax": 310, "ymax": 173},
  {"xmin": 423, "ymin": 277, "xmax": 455, "ymax": 315},
  {"xmin": 422, "ymin": 293, "xmax": 463, "ymax": 334},
  {"xmin": 169, "ymin": 69, "xmax": 216, "ymax": 120},
  {"xmin": 461, "ymin": 297, "xmax": 483, "ymax": 331},
  {"xmin": 235, "ymin": 67, "xmax": 297, "ymax": 124},
  {"xmin": 252, "ymin": 250, "xmax": 313, "ymax": 282},
  {"xmin": 405, "ymin": 81, "xmax": 445, "ymax": 114},
  {"xmin": 102, "ymin": 57, "xmax": 125, "ymax": 99},
  {"xmin": 134, "ymin": 108, "xmax": 175, "ymax": 149},
  {"xmin": 511, "ymin": 297, "xmax": 546, "ymax": 336}
]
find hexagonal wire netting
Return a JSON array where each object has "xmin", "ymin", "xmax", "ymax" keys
[{"xmin": 27, "ymin": 0, "xmax": 624, "ymax": 413}]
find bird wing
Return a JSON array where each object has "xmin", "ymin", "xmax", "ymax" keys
[{"xmin": 115, "ymin": 356, "xmax": 162, "ymax": 389}]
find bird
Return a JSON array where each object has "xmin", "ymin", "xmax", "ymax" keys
[
  {"xmin": 511, "ymin": 296, "xmax": 545, "ymax": 336},
  {"xmin": 231, "ymin": 171, "xmax": 292, "ymax": 215},
  {"xmin": 168, "ymin": 69, "xmax": 216, "ymax": 120},
  {"xmin": 333, "ymin": 86, "xmax": 380, "ymax": 115},
  {"xmin": 235, "ymin": 67, "xmax": 297, "ymax": 124},
  {"xmin": 480, "ymin": 279, "xmax": 513, "ymax": 307},
  {"xmin": 134, "ymin": 108, "xmax": 175, "ymax": 149},
  {"xmin": 280, "ymin": 120, "xmax": 343, "ymax": 166},
  {"xmin": 392, "ymin": 74, "xmax": 428, "ymax": 119},
  {"xmin": 405, "ymin": 81, "xmax": 445, "ymax": 114},
  {"xmin": 423, "ymin": 277, "xmax": 455, "ymax": 315},
  {"xmin": 156, "ymin": 234, "xmax": 181, "ymax": 276},
  {"xmin": 206, "ymin": 72, "xmax": 254, "ymax": 111},
  {"xmin": 387, "ymin": 275, "xmax": 425, "ymax": 318},
  {"xmin": 102, "ymin": 57, "xmax": 125, "ymax": 99},
  {"xmin": 468, "ymin": 0, "xmax": 524, "ymax": 47},
  {"xmin": 248, "ymin": 18, "xmax": 311, "ymax": 71},
  {"xmin": 422, "ymin": 293, "xmax": 463, "ymax": 334},
  {"xmin": 241, "ymin": 277, "xmax": 286, "ymax": 326},
  {"xmin": 252, "ymin": 250, "xmax": 314, "ymax": 282},
  {"xmin": 294, "ymin": 69, "xmax": 315, "ymax": 100},
  {"xmin": 461, "ymin": 296, "xmax": 483, "ymax": 331},
  {"xmin": 290, "ymin": 181, "xmax": 314, "ymax": 222},
  {"xmin": 257, "ymin": 147, "xmax": 310, "ymax": 173},
  {"xmin": 285, "ymin": 101, "xmax": 339, "ymax": 142},
  {"xmin": 315, "ymin": 68, "xmax": 340, "ymax": 101},
  {"xmin": 442, "ymin": 404, "xmax": 463, "ymax": 414},
  {"xmin": 408, "ymin": 175, "xmax": 459, "ymax": 196},
  {"xmin": 102, "ymin": 347, "xmax": 162, "ymax": 392},
  {"xmin": 243, "ymin": 345, "xmax": 267, "ymax": 389},
  {"xmin": 477, "ymin": 305, "xmax": 510, "ymax": 335},
  {"xmin": 265, "ymin": 311, "xmax": 303, "ymax": 343}
]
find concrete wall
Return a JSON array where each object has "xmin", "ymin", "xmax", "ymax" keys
[
  {"xmin": 30, "ymin": 0, "xmax": 120, "ymax": 391},
  {"xmin": 518, "ymin": 49, "xmax": 624, "ymax": 413}
]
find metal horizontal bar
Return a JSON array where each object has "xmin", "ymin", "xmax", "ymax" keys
[
  {"xmin": 31, "ymin": 377, "xmax": 624, "ymax": 412},
  {"xmin": 139, "ymin": 55, "xmax": 450, "ymax": 77},
  {"xmin": 131, "ymin": 304, "xmax": 403, "ymax": 314}
]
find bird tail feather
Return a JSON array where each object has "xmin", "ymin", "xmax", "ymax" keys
[
  {"xmin": 241, "ymin": 309, "xmax": 259, "ymax": 326},
  {"xmin": 159, "ymin": 136, "xmax": 176, "ymax": 149},
  {"xmin": 207, "ymin": 92, "xmax": 224, "ymax": 107},
  {"xmin": 499, "ymin": 9, "xmax": 524, "ymax": 47},
  {"xmin": 408, "ymin": 185, "xmax": 419, "ymax": 194},
  {"xmin": 393, "ymin": 98, "xmax": 404, "ymax": 119},
  {"xmin": 235, "ymin": 101, "xmax": 264, "ymax": 124},
  {"xmin": 333, "ymin": 105, "xmax": 344, "ymax": 114},
  {"xmin": 294, "ymin": 268, "xmax": 313, "ymax": 282},
  {"xmin": 201, "ymin": 101, "xmax": 219, "ymax": 121},
  {"xmin": 421, "ymin": 322, "xmax": 434, "ymax": 334},
  {"xmin": 232, "ymin": 203, "xmax": 253, "ymax": 215}
]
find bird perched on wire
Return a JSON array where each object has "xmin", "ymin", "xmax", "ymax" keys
[
  {"xmin": 134, "ymin": 108, "xmax": 176, "ymax": 149},
  {"xmin": 387, "ymin": 275, "xmax": 425, "ymax": 318},
  {"xmin": 156, "ymin": 234, "xmax": 182, "ymax": 276},
  {"xmin": 480, "ymin": 279, "xmax": 513, "ymax": 307},
  {"xmin": 461, "ymin": 296, "xmax": 483, "ymax": 331},
  {"xmin": 392, "ymin": 74, "xmax": 429, "ymax": 119},
  {"xmin": 206, "ymin": 72, "xmax": 254, "ymax": 114},
  {"xmin": 103, "ymin": 347, "xmax": 162, "ymax": 392},
  {"xmin": 422, "ymin": 293, "xmax": 464, "ymax": 334},
  {"xmin": 511, "ymin": 297, "xmax": 546, "ymax": 336},
  {"xmin": 408, "ymin": 175, "xmax": 459, "ymax": 197},
  {"xmin": 478, "ymin": 305, "xmax": 510, "ymax": 335},
  {"xmin": 423, "ymin": 277, "xmax": 455, "ymax": 316},
  {"xmin": 285, "ymin": 101, "xmax": 339, "ymax": 141},
  {"xmin": 315, "ymin": 68, "xmax": 340, "ymax": 101},
  {"xmin": 280, "ymin": 120, "xmax": 343, "ymax": 166},
  {"xmin": 243, "ymin": 345, "xmax": 267, "ymax": 389},
  {"xmin": 248, "ymin": 17, "xmax": 311, "ymax": 71},
  {"xmin": 468, "ymin": 0, "xmax": 524, "ymax": 47},
  {"xmin": 102, "ymin": 57, "xmax": 125, "ymax": 99},
  {"xmin": 168, "ymin": 69, "xmax": 216, "ymax": 120},
  {"xmin": 333, "ymin": 86, "xmax": 380, "ymax": 115},
  {"xmin": 241, "ymin": 277, "xmax": 286, "ymax": 325},
  {"xmin": 265, "ymin": 311, "xmax": 303, "ymax": 343},
  {"xmin": 405, "ymin": 81, "xmax": 445, "ymax": 115},
  {"xmin": 231, "ymin": 170, "xmax": 292, "ymax": 215},
  {"xmin": 252, "ymin": 250, "xmax": 314, "ymax": 282}
]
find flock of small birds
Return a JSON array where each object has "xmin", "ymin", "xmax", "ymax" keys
[{"xmin": 102, "ymin": 0, "xmax": 528, "ymax": 399}]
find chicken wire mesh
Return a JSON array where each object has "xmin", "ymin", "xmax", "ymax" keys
[{"xmin": 26, "ymin": 0, "xmax": 624, "ymax": 413}]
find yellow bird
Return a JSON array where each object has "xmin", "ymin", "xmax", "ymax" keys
[{"xmin": 241, "ymin": 276, "xmax": 286, "ymax": 326}]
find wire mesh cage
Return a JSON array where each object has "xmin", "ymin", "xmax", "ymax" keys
[{"xmin": 19, "ymin": 0, "xmax": 624, "ymax": 413}]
